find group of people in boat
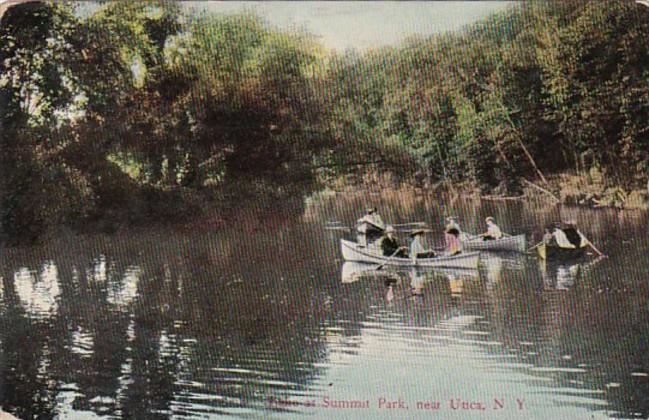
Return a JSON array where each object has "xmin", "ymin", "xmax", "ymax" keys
[
  {"xmin": 356, "ymin": 208, "xmax": 506, "ymax": 259},
  {"xmin": 376, "ymin": 225, "xmax": 439, "ymax": 260},
  {"xmin": 443, "ymin": 216, "xmax": 503, "ymax": 254},
  {"xmin": 543, "ymin": 221, "xmax": 588, "ymax": 249},
  {"xmin": 355, "ymin": 207, "xmax": 592, "ymax": 260}
]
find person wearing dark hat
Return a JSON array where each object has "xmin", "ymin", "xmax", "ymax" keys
[
  {"xmin": 444, "ymin": 217, "xmax": 461, "ymax": 235},
  {"xmin": 379, "ymin": 225, "xmax": 408, "ymax": 257},
  {"xmin": 560, "ymin": 220, "xmax": 587, "ymax": 248},
  {"xmin": 409, "ymin": 229, "xmax": 436, "ymax": 260},
  {"xmin": 481, "ymin": 216, "xmax": 503, "ymax": 240},
  {"xmin": 545, "ymin": 221, "xmax": 586, "ymax": 249}
]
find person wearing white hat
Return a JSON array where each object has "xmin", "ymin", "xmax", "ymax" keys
[
  {"xmin": 445, "ymin": 217, "xmax": 461, "ymax": 234},
  {"xmin": 358, "ymin": 207, "xmax": 384, "ymax": 228},
  {"xmin": 356, "ymin": 207, "xmax": 385, "ymax": 242},
  {"xmin": 481, "ymin": 216, "xmax": 503, "ymax": 240},
  {"xmin": 409, "ymin": 229, "xmax": 436, "ymax": 260}
]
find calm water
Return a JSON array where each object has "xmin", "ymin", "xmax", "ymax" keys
[{"xmin": 0, "ymin": 191, "xmax": 648, "ymax": 419}]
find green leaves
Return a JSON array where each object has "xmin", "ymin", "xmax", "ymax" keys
[
  {"xmin": 2, "ymin": 0, "xmax": 648, "ymax": 243},
  {"xmin": 318, "ymin": 0, "xmax": 647, "ymax": 191}
]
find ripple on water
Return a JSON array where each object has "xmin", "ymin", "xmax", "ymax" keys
[
  {"xmin": 68, "ymin": 327, "xmax": 94, "ymax": 357},
  {"xmin": 1, "ymin": 195, "xmax": 646, "ymax": 419}
]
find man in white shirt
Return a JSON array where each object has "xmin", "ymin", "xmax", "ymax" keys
[{"xmin": 482, "ymin": 216, "xmax": 503, "ymax": 240}]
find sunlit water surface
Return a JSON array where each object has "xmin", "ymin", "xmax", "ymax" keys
[{"xmin": 1, "ymin": 191, "xmax": 647, "ymax": 419}]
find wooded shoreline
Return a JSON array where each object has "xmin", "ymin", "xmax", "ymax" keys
[
  {"xmin": 1, "ymin": 1, "xmax": 648, "ymax": 244},
  {"xmin": 318, "ymin": 173, "xmax": 649, "ymax": 211}
]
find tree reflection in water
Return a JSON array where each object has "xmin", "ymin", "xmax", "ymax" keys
[{"xmin": 0, "ymin": 193, "xmax": 647, "ymax": 418}]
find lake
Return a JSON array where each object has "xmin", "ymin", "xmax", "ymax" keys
[{"xmin": 0, "ymin": 190, "xmax": 647, "ymax": 419}]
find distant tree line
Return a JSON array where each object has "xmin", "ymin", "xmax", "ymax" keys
[
  {"xmin": 1, "ymin": 0, "xmax": 648, "ymax": 243},
  {"xmin": 317, "ymin": 0, "xmax": 649, "ymax": 192}
]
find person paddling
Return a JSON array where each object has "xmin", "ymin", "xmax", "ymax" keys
[
  {"xmin": 543, "ymin": 226, "xmax": 556, "ymax": 245},
  {"xmin": 356, "ymin": 207, "xmax": 385, "ymax": 245},
  {"xmin": 546, "ymin": 221, "xmax": 586, "ymax": 249},
  {"xmin": 444, "ymin": 217, "xmax": 463, "ymax": 255},
  {"xmin": 357, "ymin": 207, "xmax": 385, "ymax": 229},
  {"xmin": 409, "ymin": 229, "xmax": 436, "ymax": 260},
  {"xmin": 561, "ymin": 221, "xmax": 587, "ymax": 248},
  {"xmin": 481, "ymin": 216, "xmax": 503, "ymax": 240},
  {"xmin": 379, "ymin": 225, "xmax": 408, "ymax": 257}
]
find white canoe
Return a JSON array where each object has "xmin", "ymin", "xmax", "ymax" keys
[
  {"xmin": 461, "ymin": 234, "xmax": 527, "ymax": 253},
  {"xmin": 341, "ymin": 239, "xmax": 480, "ymax": 269}
]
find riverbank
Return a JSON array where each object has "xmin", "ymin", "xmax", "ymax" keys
[
  {"xmin": 0, "ymin": 178, "xmax": 315, "ymax": 246},
  {"xmin": 477, "ymin": 173, "xmax": 649, "ymax": 211},
  {"xmin": 1, "ymin": 168, "xmax": 646, "ymax": 248},
  {"xmin": 319, "ymin": 171, "xmax": 649, "ymax": 211}
]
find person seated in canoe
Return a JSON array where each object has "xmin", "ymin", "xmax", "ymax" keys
[
  {"xmin": 444, "ymin": 217, "xmax": 463, "ymax": 255},
  {"xmin": 379, "ymin": 225, "xmax": 408, "ymax": 258},
  {"xmin": 445, "ymin": 217, "xmax": 461, "ymax": 235},
  {"xmin": 480, "ymin": 216, "xmax": 503, "ymax": 240},
  {"xmin": 543, "ymin": 226, "xmax": 556, "ymax": 245},
  {"xmin": 545, "ymin": 221, "xmax": 587, "ymax": 249},
  {"xmin": 560, "ymin": 221, "xmax": 587, "ymax": 248},
  {"xmin": 409, "ymin": 229, "xmax": 437, "ymax": 260},
  {"xmin": 357, "ymin": 207, "xmax": 386, "ymax": 233},
  {"xmin": 547, "ymin": 223, "xmax": 572, "ymax": 248}
]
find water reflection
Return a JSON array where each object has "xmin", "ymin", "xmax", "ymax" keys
[
  {"xmin": 341, "ymin": 262, "xmax": 481, "ymax": 303},
  {"xmin": 540, "ymin": 261, "xmax": 580, "ymax": 290},
  {"xmin": 539, "ymin": 256, "xmax": 607, "ymax": 291},
  {"xmin": 14, "ymin": 262, "xmax": 60, "ymax": 317},
  {"xmin": 0, "ymin": 191, "xmax": 647, "ymax": 419}
]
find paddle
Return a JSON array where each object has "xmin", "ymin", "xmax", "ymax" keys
[
  {"xmin": 461, "ymin": 232, "xmax": 479, "ymax": 241},
  {"xmin": 375, "ymin": 247, "xmax": 408, "ymax": 270},
  {"xmin": 400, "ymin": 228, "xmax": 434, "ymax": 234},
  {"xmin": 325, "ymin": 226, "xmax": 351, "ymax": 231},
  {"xmin": 581, "ymin": 254, "xmax": 607, "ymax": 272},
  {"xmin": 526, "ymin": 241, "xmax": 544, "ymax": 253},
  {"xmin": 392, "ymin": 222, "xmax": 428, "ymax": 227},
  {"xmin": 580, "ymin": 233, "xmax": 606, "ymax": 258}
]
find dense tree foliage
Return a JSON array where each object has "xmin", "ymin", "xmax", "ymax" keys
[
  {"xmin": 1, "ymin": 0, "xmax": 648, "ymax": 243},
  {"xmin": 319, "ymin": 1, "xmax": 649, "ymax": 192},
  {"xmin": 1, "ymin": 1, "xmax": 324, "ymax": 243}
]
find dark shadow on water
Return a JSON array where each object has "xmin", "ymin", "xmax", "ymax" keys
[{"xmin": 0, "ymin": 191, "xmax": 647, "ymax": 418}]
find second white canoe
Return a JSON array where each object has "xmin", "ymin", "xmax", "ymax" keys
[{"xmin": 461, "ymin": 234, "xmax": 527, "ymax": 253}]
